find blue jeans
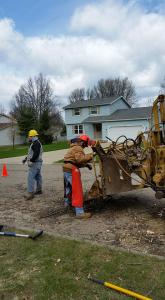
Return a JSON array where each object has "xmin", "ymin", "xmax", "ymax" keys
[
  {"xmin": 28, "ymin": 162, "xmax": 42, "ymax": 193},
  {"xmin": 64, "ymin": 172, "xmax": 72, "ymax": 206}
]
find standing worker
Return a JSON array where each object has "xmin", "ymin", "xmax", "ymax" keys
[
  {"xmin": 23, "ymin": 129, "xmax": 43, "ymax": 200},
  {"xmin": 63, "ymin": 135, "xmax": 94, "ymax": 219}
]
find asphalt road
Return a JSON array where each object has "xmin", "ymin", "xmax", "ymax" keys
[
  {"xmin": 0, "ymin": 146, "xmax": 94, "ymax": 165},
  {"xmin": 0, "ymin": 149, "xmax": 68, "ymax": 164}
]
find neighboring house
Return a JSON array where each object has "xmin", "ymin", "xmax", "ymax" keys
[
  {"xmin": 0, "ymin": 114, "xmax": 24, "ymax": 146},
  {"xmin": 64, "ymin": 96, "xmax": 152, "ymax": 141}
]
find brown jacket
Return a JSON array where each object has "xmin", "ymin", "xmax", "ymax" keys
[{"xmin": 63, "ymin": 143, "xmax": 93, "ymax": 172}]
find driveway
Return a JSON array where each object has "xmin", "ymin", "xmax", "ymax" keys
[
  {"xmin": 0, "ymin": 149, "xmax": 68, "ymax": 164},
  {"xmin": 0, "ymin": 147, "xmax": 93, "ymax": 165}
]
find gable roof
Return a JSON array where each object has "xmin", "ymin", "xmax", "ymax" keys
[
  {"xmin": 0, "ymin": 123, "xmax": 12, "ymax": 130},
  {"xmin": 0, "ymin": 114, "xmax": 17, "ymax": 131},
  {"xmin": 0, "ymin": 114, "xmax": 17, "ymax": 122},
  {"xmin": 64, "ymin": 96, "xmax": 130, "ymax": 109},
  {"xmin": 0, "ymin": 113, "xmax": 11, "ymax": 119},
  {"xmin": 83, "ymin": 106, "xmax": 152, "ymax": 123}
]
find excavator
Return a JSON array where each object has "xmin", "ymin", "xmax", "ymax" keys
[{"xmin": 87, "ymin": 94, "xmax": 165, "ymax": 203}]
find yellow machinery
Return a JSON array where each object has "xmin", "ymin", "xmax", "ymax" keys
[{"xmin": 88, "ymin": 95, "xmax": 165, "ymax": 201}]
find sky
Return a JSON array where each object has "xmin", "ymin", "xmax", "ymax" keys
[{"xmin": 0, "ymin": 0, "xmax": 165, "ymax": 110}]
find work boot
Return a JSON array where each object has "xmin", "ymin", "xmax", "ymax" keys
[
  {"xmin": 24, "ymin": 193, "xmax": 34, "ymax": 200},
  {"xmin": 76, "ymin": 212, "xmax": 92, "ymax": 219},
  {"xmin": 34, "ymin": 190, "xmax": 42, "ymax": 195}
]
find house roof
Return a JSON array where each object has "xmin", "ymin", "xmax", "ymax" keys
[
  {"xmin": 0, "ymin": 114, "xmax": 17, "ymax": 131},
  {"xmin": 0, "ymin": 123, "xmax": 12, "ymax": 130},
  {"xmin": 83, "ymin": 106, "xmax": 152, "ymax": 123},
  {"xmin": 0, "ymin": 113, "xmax": 11, "ymax": 119},
  {"xmin": 0, "ymin": 114, "xmax": 17, "ymax": 123},
  {"xmin": 64, "ymin": 96, "xmax": 130, "ymax": 109}
]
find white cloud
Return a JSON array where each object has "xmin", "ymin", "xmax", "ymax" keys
[
  {"xmin": 70, "ymin": 0, "xmax": 138, "ymax": 37},
  {"xmin": 70, "ymin": 0, "xmax": 165, "ymax": 95},
  {"xmin": 0, "ymin": 72, "xmax": 25, "ymax": 107},
  {"xmin": 50, "ymin": 71, "xmax": 86, "ymax": 96},
  {"xmin": 0, "ymin": 0, "xmax": 165, "ymax": 109}
]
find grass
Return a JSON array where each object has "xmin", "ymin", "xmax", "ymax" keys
[
  {"xmin": 0, "ymin": 232, "xmax": 164, "ymax": 300},
  {"xmin": 0, "ymin": 141, "xmax": 69, "ymax": 159}
]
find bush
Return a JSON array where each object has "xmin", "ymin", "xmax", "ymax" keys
[{"xmin": 40, "ymin": 134, "xmax": 53, "ymax": 144}]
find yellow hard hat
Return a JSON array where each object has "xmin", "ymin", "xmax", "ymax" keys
[{"xmin": 28, "ymin": 129, "xmax": 39, "ymax": 137}]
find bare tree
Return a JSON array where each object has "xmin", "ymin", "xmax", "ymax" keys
[
  {"xmin": 11, "ymin": 73, "xmax": 63, "ymax": 143},
  {"xmin": 0, "ymin": 103, "xmax": 5, "ymax": 115},
  {"xmin": 69, "ymin": 88, "xmax": 85, "ymax": 103},
  {"xmin": 13, "ymin": 73, "xmax": 55, "ymax": 119},
  {"xmin": 68, "ymin": 77, "xmax": 136, "ymax": 106},
  {"xmin": 9, "ymin": 116, "xmax": 17, "ymax": 149},
  {"xmin": 86, "ymin": 87, "xmax": 97, "ymax": 100},
  {"xmin": 143, "ymin": 97, "xmax": 154, "ymax": 107},
  {"xmin": 92, "ymin": 77, "xmax": 136, "ymax": 106}
]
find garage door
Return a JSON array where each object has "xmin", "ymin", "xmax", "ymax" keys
[{"xmin": 107, "ymin": 125, "xmax": 144, "ymax": 142}]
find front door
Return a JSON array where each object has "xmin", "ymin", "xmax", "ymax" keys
[{"xmin": 93, "ymin": 123, "xmax": 102, "ymax": 139}]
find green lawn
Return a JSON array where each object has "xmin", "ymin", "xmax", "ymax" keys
[
  {"xmin": 0, "ymin": 141, "xmax": 69, "ymax": 159},
  {"xmin": 0, "ymin": 232, "xmax": 164, "ymax": 300}
]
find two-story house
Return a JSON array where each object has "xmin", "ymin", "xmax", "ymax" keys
[{"xmin": 64, "ymin": 96, "xmax": 152, "ymax": 141}]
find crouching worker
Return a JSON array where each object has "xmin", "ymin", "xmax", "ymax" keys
[
  {"xmin": 23, "ymin": 129, "xmax": 43, "ymax": 200},
  {"xmin": 63, "ymin": 135, "xmax": 93, "ymax": 219}
]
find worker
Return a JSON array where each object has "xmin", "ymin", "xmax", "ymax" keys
[
  {"xmin": 23, "ymin": 129, "xmax": 43, "ymax": 200},
  {"xmin": 63, "ymin": 134, "xmax": 94, "ymax": 219}
]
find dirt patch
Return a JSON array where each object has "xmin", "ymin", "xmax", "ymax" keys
[{"xmin": 0, "ymin": 164, "xmax": 165, "ymax": 256}]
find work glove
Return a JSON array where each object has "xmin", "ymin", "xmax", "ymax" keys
[
  {"xmin": 86, "ymin": 163, "xmax": 92, "ymax": 170},
  {"xmin": 28, "ymin": 161, "xmax": 33, "ymax": 167},
  {"xmin": 22, "ymin": 157, "xmax": 27, "ymax": 164}
]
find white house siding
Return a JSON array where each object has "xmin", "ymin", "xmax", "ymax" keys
[
  {"xmin": 0, "ymin": 116, "xmax": 10, "ymax": 123},
  {"xmin": 84, "ymin": 124, "xmax": 94, "ymax": 137},
  {"xmin": 0, "ymin": 114, "xmax": 25, "ymax": 146},
  {"xmin": 65, "ymin": 106, "xmax": 107, "ymax": 139},
  {"xmin": 66, "ymin": 125, "xmax": 74, "ymax": 140},
  {"xmin": 64, "ymin": 97, "xmax": 150, "ymax": 141},
  {"xmin": 102, "ymin": 119, "xmax": 150, "ymax": 141},
  {"xmin": 99, "ymin": 105, "xmax": 109, "ymax": 115},
  {"xmin": 0, "ymin": 126, "xmax": 24, "ymax": 146},
  {"xmin": 109, "ymin": 98, "xmax": 129, "ymax": 115},
  {"xmin": 65, "ymin": 98, "xmax": 129, "ymax": 126},
  {"xmin": 65, "ymin": 107, "xmax": 90, "ymax": 125},
  {"xmin": 66, "ymin": 123, "xmax": 94, "ymax": 140}
]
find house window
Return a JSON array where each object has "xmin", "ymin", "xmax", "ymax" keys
[
  {"xmin": 73, "ymin": 124, "xmax": 84, "ymax": 134},
  {"xmin": 73, "ymin": 108, "xmax": 80, "ymax": 115},
  {"xmin": 89, "ymin": 106, "xmax": 99, "ymax": 114}
]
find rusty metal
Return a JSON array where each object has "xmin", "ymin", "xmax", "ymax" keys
[{"xmin": 88, "ymin": 95, "xmax": 165, "ymax": 200}]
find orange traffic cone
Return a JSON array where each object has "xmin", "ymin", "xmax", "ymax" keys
[{"xmin": 2, "ymin": 164, "xmax": 8, "ymax": 177}]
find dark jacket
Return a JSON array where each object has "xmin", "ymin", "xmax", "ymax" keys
[{"xmin": 28, "ymin": 139, "xmax": 43, "ymax": 163}]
